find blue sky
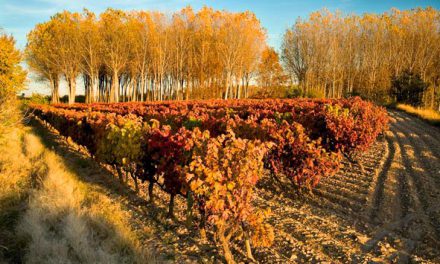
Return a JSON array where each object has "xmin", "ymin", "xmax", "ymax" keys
[{"xmin": 1, "ymin": 0, "xmax": 439, "ymax": 94}]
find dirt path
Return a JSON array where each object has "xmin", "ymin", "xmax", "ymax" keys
[{"xmin": 28, "ymin": 110, "xmax": 440, "ymax": 263}]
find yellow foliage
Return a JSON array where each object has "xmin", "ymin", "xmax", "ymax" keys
[
  {"xmin": 0, "ymin": 33, "xmax": 26, "ymax": 138},
  {"xmin": 97, "ymin": 116, "xmax": 143, "ymax": 169},
  {"xmin": 0, "ymin": 34, "xmax": 26, "ymax": 99},
  {"xmin": 282, "ymin": 7, "xmax": 440, "ymax": 105}
]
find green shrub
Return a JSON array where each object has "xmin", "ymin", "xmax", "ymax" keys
[
  {"xmin": 28, "ymin": 93, "xmax": 49, "ymax": 104},
  {"xmin": 392, "ymin": 70, "xmax": 428, "ymax": 106},
  {"xmin": 286, "ymin": 86, "xmax": 303, "ymax": 98}
]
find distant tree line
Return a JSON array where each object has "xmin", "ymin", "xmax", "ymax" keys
[
  {"xmin": 282, "ymin": 7, "xmax": 440, "ymax": 109},
  {"xmin": 25, "ymin": 7, "xmax": 272, "ymax": 104},
  {"xmin": 26, "ymin": 6, "xmax": 439, "ymax": 108}
]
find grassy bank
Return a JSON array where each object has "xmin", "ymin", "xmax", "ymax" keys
[
  {"xmin": 0, "ymin": 125, "xmax": 155, "ymax": 263},
  {"xmin": 0, "ymin": 127, "xmax": 33, "ymax": 262},
  {"xmin": 395, "ymin": 104, "xmax": 440, "ymax": 126}
]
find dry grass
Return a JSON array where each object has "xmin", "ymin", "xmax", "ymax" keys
[
  {"xmin": 0, "ymin": 128, "xmax": 32, "ymax": 201},
  {"xmin": 0, "ymin": 125, "xmax": 155, "ymax": 264},
  {"xmin": 396, "ymin": 104, "xmax": 440, "ymax": 126},
  {"xmin": 0, "ymin": 127, "xmax": 33, "ymax": 263},
  {"xmin": 19, "ymin": 136, "xmax": 154, "ymax": 264},
  {"xmin": 0, "ymin": 99, "xmax": 21, "ymax": 144}
]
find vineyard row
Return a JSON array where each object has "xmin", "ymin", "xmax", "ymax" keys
[{"xmin": 29, "ymin": 97, "xmax": 389, "ymax": 263}]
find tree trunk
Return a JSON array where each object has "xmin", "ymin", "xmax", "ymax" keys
[
  {"xmin": 132, "ymin": 78, "xmax": 138, "ymax": 102},
  {"xmin": 116, "ymin": 166, "xmax": 124, "ymax": 183},
  {"xmin": 90, "ymin": 76, "xmax": 96, "ymax": 103},
  {"xmin": 84, "ymin": 74, "xmax": 95, "ymax": 103},
  {"xmin": 218, "ymin": 227, "xmax": 235, "ymax": 264},
  {"xmin": 148, "ymin": 181, "xmax": 154, "ymax": 204},
  {"xmin": 51, "ymin": 77, "xmax": 60, "ymax": 104},
  {"xmin": 224, "ymin": 74, "xmax": 230, "ymax": 99},
  {"xmin": 242, "ymin": 223, "xmax": 255, "ymax": 261},
  {"xmin": 140, "ymin": 76, "xmax": 144, "ymax": 102},
  {"xmin": 129, "ymin": 171, "xmax": 139, "ymax": 193},
  {"xmin": 199, "ymin": 208, "xmax": 207, "ymax": 241},
  {"xmin": 185, "ymin": 191, "xmax": 194, "ymax": 228},
  {"xmin": 110, "ymin": 71, "xmax": 119, "ymax": 103},
  {"xmin": 68, "ymin": 76, "xmax": 76, "ymax": 105},
  {"xmin": 168, "ymin": 193, "xmax": 175, "ymax": 218}
]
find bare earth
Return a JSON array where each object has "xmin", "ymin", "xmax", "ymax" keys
[{"xmin": 30, "ymin": 110, "xmax": 440, "ymax": 264}]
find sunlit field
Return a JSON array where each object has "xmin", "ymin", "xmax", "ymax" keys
[
  {"xmin": 1, "ymin": 1, "xmax": 440, "ymax": 263},
  {"xmin": 396, "ymin": 104, "xmax": 440, "ymax": 126}
]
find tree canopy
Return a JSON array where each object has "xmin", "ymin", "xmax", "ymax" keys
[
  {"xmin": 0, "ymin": 33, "xmax": 26, "ymax": 100},
  {"xmin": 282, "ymin": 7, "xmax": 440, "ymax": 109},
  {"xmin": 25, "ymin": 7, "xmax": 267, "ymax": 104},
  {"xmin": 0, "ymin": 32, "xmax": 26, "ymax": 136}
]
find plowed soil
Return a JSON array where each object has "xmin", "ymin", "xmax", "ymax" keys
[{"xmin": 252, "ymin": 110, "xmax": 440, "ymax": 263}]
